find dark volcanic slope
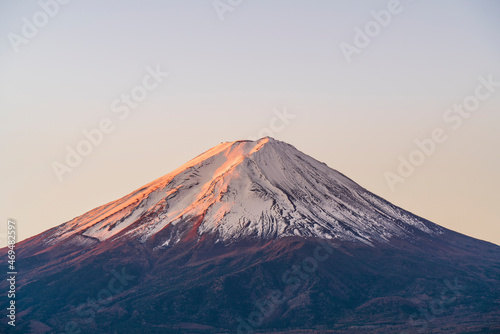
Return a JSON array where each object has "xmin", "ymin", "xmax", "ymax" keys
[{"xmin": 2, "ymin": 229, "xmax": 499, "ymax": 333}]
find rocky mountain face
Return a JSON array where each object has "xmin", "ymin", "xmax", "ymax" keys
[{"xmin": 1, "ymin": 138, "xmax": 499, "ymax": 333}]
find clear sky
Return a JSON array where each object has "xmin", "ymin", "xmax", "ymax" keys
[{"xmin": 1, "ymin": 0, "xmax": 499, "ymax": 246}]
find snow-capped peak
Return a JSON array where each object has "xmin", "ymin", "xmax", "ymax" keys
[{"xmin": 46, "ymin": 137, "xmax": 442, "ymax": 247}]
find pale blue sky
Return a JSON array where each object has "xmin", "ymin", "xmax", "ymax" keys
[{"xmin": 1, "ymin": 0, "xmax": 499, "ymax": 245}]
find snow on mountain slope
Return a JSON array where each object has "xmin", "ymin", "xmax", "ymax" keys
[{"xmin": 45, "ymin": 137, "xmax": 442, "ymax": 247}]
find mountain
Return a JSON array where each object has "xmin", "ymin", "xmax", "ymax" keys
[{"xmin": 1, "ymin": 137, "xmax": 499, "ymax": 333}]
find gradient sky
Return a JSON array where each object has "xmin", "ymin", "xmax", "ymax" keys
[{"xmin": 1, "ymin": 0, "xmax": 499, "ymax": 246}]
